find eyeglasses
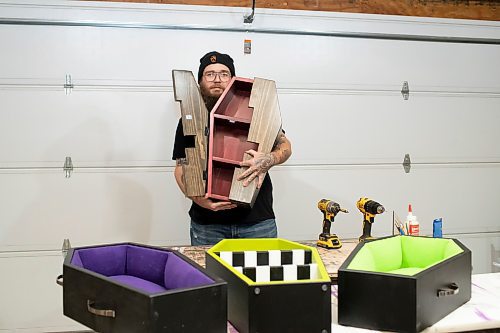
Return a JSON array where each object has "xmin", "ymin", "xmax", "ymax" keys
[{"xmin": 204, "ymin": 71, "xmax": 231, "ymax": 82}]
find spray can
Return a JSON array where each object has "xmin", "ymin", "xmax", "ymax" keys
[{"xmin": 433, "ymin": 218, "xmax": 443, "ymax": 238}]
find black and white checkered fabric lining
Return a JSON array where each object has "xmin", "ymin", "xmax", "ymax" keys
[{"xmin": 215, "ymin": 250, "xmax": 319, "ymax": 282}]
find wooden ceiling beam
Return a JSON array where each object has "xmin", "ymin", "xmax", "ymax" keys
[{"xmin": 87, "ymin": 0, "xmax": 499, "ymax": 21}]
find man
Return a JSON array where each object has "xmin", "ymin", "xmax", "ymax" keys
[{"xmin": 172, "ymin": 51, "xmax": 292, "ymax": 245}]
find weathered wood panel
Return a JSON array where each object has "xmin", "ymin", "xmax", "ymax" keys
[
  {"xmin": 88, "ymin": 0, "xmax": 500, "ymax": 21},
  {"xmin": 246, "ymin": 78, "xmax": 282, "ymax": 153},
  {"xmin": 172, "ymin": 70, "xmax": 208, "ymax": 197}
]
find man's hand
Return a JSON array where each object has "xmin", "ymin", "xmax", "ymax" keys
[
  {"xmin": 191, "ymin": 195, "xmax": 238, "ymax": 211},
  {"xmin": 237, "ymin": 149, "xmax": 276, "ymax": 188},
  {"xmin": 236, "ymin": 132, "xmax": 292, "ymax": 188}
]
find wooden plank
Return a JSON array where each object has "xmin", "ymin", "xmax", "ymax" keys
[
  {"xmin": 90, "ymin": 0, "xmax": 500, "ymax": 21},
  {"xmin": 246, "ymin": 78, "xmax": 282, "ymax": 153},
  {"xmin": 229, "ymin": 77, "xmax": 282, "ymax": 206},
  {"xmin": 172, "ymin": 70, "xmax": 208, "ymax": 197},
  {"xmin": 183, "ymin": 148, "xmax": 206, "ymax": 196}
]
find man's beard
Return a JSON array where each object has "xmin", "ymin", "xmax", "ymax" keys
[
  {"xmin": 203, "ymin": 94, "xmax": 220, "ymax": 111},
  {"xmin": 200, "ymin": 83, "xmax": 223, "ymax": 111}
]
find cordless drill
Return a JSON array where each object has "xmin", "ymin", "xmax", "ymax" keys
[
  {"xmin": 317, "ymin": 199, "xmax": 348, "ymax": 249},
  {"xmin": 356, "ymin": 197, "xmax": 385, "ymax": 242}
]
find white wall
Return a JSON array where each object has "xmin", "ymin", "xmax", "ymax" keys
[{"xmin": 0, "ymin": 0, "xmax": 499, "ymax": 331}]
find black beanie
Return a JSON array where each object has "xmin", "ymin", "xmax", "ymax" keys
[{"xmin": 198, "ymin": 51, "xmax": 236, "ymax": 82}]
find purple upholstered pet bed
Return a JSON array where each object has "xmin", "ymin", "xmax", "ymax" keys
[{"xmin": 70, "ymin": 244, "xmax": 213, "ymax": 294}]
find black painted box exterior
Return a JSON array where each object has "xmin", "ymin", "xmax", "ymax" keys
[
  {"xmin": 206, "ymin": 253, "xmax": 331, "ymax": 333},
  {"xmin": 62, "ymin": 243, "xmax": 227, "ymax": 333},
  {"xmin": 338, "ymin": 237, "xmax": 472, "ymax": 333}
]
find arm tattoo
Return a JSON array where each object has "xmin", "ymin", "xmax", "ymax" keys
[
  {"xmin": 273, "ymin": 131, "xmax": 286, "ymax": 149},
  {"xmin": 271, "ymin": 135, "xmax": 291, "ymax": 165},
  {"xmin": 254, "ymin": 154, "xmax": 276, "ymax": 173}
]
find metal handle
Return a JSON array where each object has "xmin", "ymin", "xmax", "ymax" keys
[
  {"xmin": 437, "ymin": 282, "xmax": 459, "ymax": 297},
  {"xmin": 56, "ymin": 274, "xmax": 64, "ymax": 286},
  {"xmin": 87, "ymin": 300, "xmax": 116, "ymax": 318}
]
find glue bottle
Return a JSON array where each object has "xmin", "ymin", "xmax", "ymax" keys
[{"xmin": 407, "ymin": 204, "xmax": 420, "ymax": 236}]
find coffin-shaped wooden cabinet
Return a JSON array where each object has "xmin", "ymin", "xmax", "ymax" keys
[
  {"xmin": 60, "ymin": 243, "xmax": 227, "ymax": 333},
  {"xmin": 206, "ymin": 238, "xmax": 331, "ymax": 333},
  {"xmin": 338, "ymin": 236, "xmax": 472, "ymax": 333},
  {"xmin": 207, "ymin": 77, "xmax": 282, "ymax": 207}
]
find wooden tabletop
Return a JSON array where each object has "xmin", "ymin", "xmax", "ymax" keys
[
  {"xmin": 169, "ymin": 239, "xmax": 358, "ymax": 282},
  {"xmin": 303, "ymin": 240, "xmax": 358, "ymax": 281}
]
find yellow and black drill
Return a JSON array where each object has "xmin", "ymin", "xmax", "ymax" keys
[
  {"xmin": 356, "ymin": 197, "xmax": 385, "ymax": 242},
  {"xmin": 317, "ymin": 199, "xmax": 348, "ymax": 249}
]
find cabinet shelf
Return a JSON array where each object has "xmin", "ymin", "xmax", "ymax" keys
[
  {"xmin": 213, "ymin": 80, "xmax": 253, "ymax": 121},
  {"xmin": 211, "ymin": 121, "xmax": 257, "ymax": 164},
  {"xmin": 209, "ymin": 161, "xmax": 235, "ymax": 199},
  {"xmin": 212, "ymin": 157, "xmax": 241, "ymax": 166},
  {"xmin": 209, "ymin": 193, "xmax": 230, "ymax": 201},
  {"xmin": 213, "ymin": 114, "xmax": 251, "ymax": 124}
]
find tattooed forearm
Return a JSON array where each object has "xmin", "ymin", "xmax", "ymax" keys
[
  {"xmin": 272, "ymin": 148, "xmax": 290, "ymax": 164},
  {"xmin": 237, "ymin": 133, "xmax": 292, "ymax": 187},
  {"xmin": 270, "ymin": 134, "xmax": 292, "ymax": 165},
  {"xmin": 272, "ymin": 131, "xmax": 286, "ymax": 148},
  {"xmin": 254, "ymin": 153, "xmax": 276, "ymax": 174}
]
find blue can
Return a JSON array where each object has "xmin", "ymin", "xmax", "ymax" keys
[{"xmin": 433, "ymin": 218, "xmax": 443, "ymax": 238}]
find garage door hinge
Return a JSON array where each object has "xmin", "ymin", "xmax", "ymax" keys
[
  {"xmin": 62, "ymin": 238, "xmax": 71, "ymax": 257},
  {"xmin": 403, "ymin": 153, "xmax": 411, "ymax": 173},
  {"xmin": 63, "ymin": 156, "xmax": 73, "ymax": 178},
  {"xmin": 401, "ymin": 81, "xmax": 409, "ymax": 100},
  {"xmin": 64, "ymin": 74, "xmax": 74, "ymax": 95}
]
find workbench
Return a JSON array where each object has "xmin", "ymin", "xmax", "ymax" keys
[{"xmin": 169, "ymin": 241, "xmax": 500, "ymax": 333}]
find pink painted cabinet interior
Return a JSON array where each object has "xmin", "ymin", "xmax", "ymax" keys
[{"xmin": 207, "ymin": 78, "xmax": 258, "ymax": 201}]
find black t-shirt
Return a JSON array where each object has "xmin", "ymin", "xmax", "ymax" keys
[{"xmin": 172, "ymin": 118, "xmax": 275, "ymax": 225}]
